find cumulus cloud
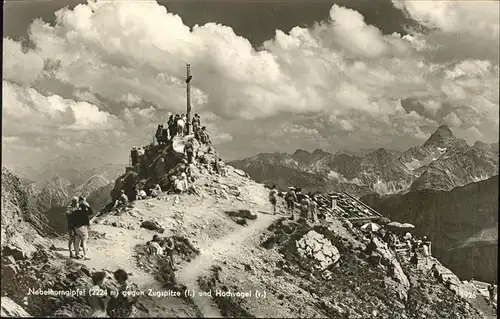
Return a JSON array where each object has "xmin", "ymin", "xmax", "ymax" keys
[
  {"xmin": 3, "ymin": 38, "xmax": 44, "ymax": 85},
  {"xmin": 2, "ymin": 0, "xmax": 499, "ymax": 170},
  {"xmin": 442, "ymin": 112, "xmax": 462, "ymax": 128}
]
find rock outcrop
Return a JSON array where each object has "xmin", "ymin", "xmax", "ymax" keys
[
  {"xmin": 296, "ymin": 230, "xmax": 340, "ymax": 271},
  {"xmin": 1, "ymin": 297, "xmax": 31, "ymax": 317},
  {"xmin": 1, "ymin": 167, "xmax": 50, "ymax": 258}
]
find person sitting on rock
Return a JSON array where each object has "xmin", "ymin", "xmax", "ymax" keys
[
  {"xmin": 136, "ymin": 187, "xmax": 147, "ymax": 200},
  {"xmin": 285, "ymin": 187, "xmax": 298, "ymax": 220},
  {"xmin": 66, "ymin": 196, "xmax": 79, "ymax": 258},
  {"xmin": 215, "ymin": 158, "xmax": 227, "ymax": 176},
  {"xmin": 147, "ymin": 235, "xmax": 164, "ymax": 256},
  {"xmin": 150, "ymin": 184, "xmax": 162, "ymax": 198},
  {"xmin": 114, "ymin": 190, "xmax": 129, "ymax": 210},
  {"xmin": 174, "ymin": 173, "xmax": 189, "ymax": 194},
  {"xmin": 87, "ymin": 271, "xmax": 111, "ymax": 317},
  {"xmin": 268, "ymin": 185, "xmax": 278, "ymax": 215}
]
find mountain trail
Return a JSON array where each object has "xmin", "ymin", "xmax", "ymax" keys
[
  {"xmin": 176, "ymin": 211, "xmax": 279, "ymax": 317},
  {"xmin": 52, "ymin": 169, "xmax": 279, "ymax": 317}
]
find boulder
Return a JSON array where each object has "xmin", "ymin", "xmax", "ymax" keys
[
  {"xmin": 296, "ymin": 230, "xmax": 340, "ymax": 271},
  {"xmin": 225, "ymin": 210, "xmax": 257, "ymax": 220},
  {"xmin": 140, "ymin": 220, "xmax": 165, "ymax": 233},
  {"xmin": 1, "ymin": 297, "xmax": 31, "ymax": 317}
]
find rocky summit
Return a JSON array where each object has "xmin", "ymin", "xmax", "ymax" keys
[{"xmin": 1, "ymin": 135, "xmax": 497, "ymax": 318}]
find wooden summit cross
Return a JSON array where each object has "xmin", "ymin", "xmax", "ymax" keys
[{"xmin": 185, "ymin": 63, "xmax": 193, "ymax": 135}]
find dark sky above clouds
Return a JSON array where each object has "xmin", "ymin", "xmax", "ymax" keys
[{"xmin": 2, "ymin": 0, "xmax": 499, "ymax": 171}]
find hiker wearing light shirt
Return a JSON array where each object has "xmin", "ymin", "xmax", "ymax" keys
[
  {"xmin": 177, "ymin": 116, "xmax": 185, "ymax": 137},
  {"xmin": 269, "ymin": 185, "xmax": 278, "ymax": 215}
]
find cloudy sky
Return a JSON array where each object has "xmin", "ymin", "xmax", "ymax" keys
[{"xmin": 3, "ymin": 0, "xmax": 499, "ymax": 172}]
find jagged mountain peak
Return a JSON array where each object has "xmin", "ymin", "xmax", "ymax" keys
[{"xmin": 424, "ymin": 124, "xmax": 457, "ymax": 147}]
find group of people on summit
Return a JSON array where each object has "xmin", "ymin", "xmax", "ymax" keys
[{"xmin": 154, "ymin": 113, "xmax": 210, "ymax": 146}]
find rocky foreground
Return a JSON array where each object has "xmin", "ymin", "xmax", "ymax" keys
[{"xmin": 1, "ymin": 137, "xmax": 497, "ymax": 318}]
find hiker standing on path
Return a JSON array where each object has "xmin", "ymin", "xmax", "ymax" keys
[
  {"xmin": 268, "ymin": 185, "xmax": 278, "ymax": 215},
  {"xmin": 309, "ymin": 194, "xmax": 318, "ymax": 223},
  {"xmin": 285, "ymin": 187, "xmax": 298, "ymax": 220},
  {"xmin": 73, "ymin": 198, "xmax": 92, "ymax": 260},
  {"xmin": 87, "ymin": 271, "xmax": 111, "ymax": 317},
  {"xmin": 421, "ymin": 236, "xmax": 431, "ymax": 266},
  {"xmin": 488, "ymin": 284, "xmax": 496, "ymax": 306},
  {"xmin": 66, "ymin": 196, "xmax": 79, "ymax": 258},
  {"xmin": 164, "ymin": 236, "xmax": 176, "ymax": 271}
]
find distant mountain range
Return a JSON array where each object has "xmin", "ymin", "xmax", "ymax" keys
[
  {"xmin": 7, "ymin": 155, "xmax": 125, "ymax": 234},
  {"xmin": 229, "ymin": 125, "xmax": 499, "ymax": 196},
  {"xmin": 361, "ymin": 175, "xmax": 498, "ymax": 284},
  {"xmin": 12, "ymin": 155, "xmax": 125, "ymax": 186}
]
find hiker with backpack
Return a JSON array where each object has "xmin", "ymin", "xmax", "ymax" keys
[
  {"xmin": 269, "ymin": 185, "xmax": 278, "ymax": 215},
  {"xmin": 285, "ymin": 187, "xmax": 298, "ymax": 220}
]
